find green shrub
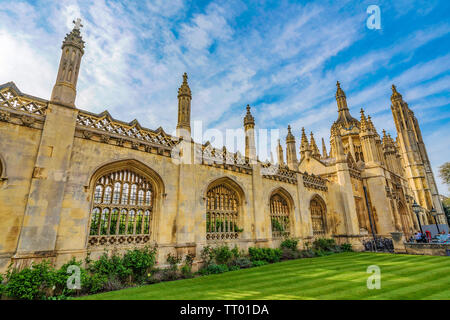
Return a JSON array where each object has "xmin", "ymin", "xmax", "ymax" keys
[
  {"xmin": 299, "ymin": 249, "xmax": 316, "ymax": 258},
  {"xmin": 248, "ymin": 247, "xmax": 282, "ymax": 263},
  {"xmin": 199, "ymin": 263, "xmax": 229, "ymax": 275},
  {"xmin": 181, "ymin": 253, "xmax": 195, "ymax": 278},
  {"xmin": 122, "ymin": 246, "xmax": 157, "ymax": 283},
  {"xmin": 0, "ymin": 273, "xmax": 5, "ymax": 296},
  {"xmin": 280, "ymin": 238, "xmax": 299, "ymax": 251},
  {"xmin": 200, "ymin": 246, "xmax": 215, "ymax": 266},
  {"xmin": 4, "ymin": 260, "xmax": 57, "ymax": 300},
  {"xmin": 313, "ymin": 249, "xmax": 333, "ymax": 257},
  {"xmin": 281, "ymin": 248, "xmax": 299, "ymax": 260},
  {"xmin": 229, "ymin": 265, "xmax": 240, "ymax": 271},
  {"xmin": 164, "ymin": 253, "xmax": 182, "ymax": 281},
  {"xmin": 213, "ymin": 246, "xmax": 233, "ymax": 265},
  {"xmin": 230, "ymin": 257, "xmax": 252, "ymax": 269},
  {"xmin": 340, "ymin": 243, "xmax": 353, "ymax": 252},
  {"xmin": 251, "ymin": 260, "xmax": 268, "ymax": 267},
  {"xmin": 231, "ymin": 245, "xmax": 241, "ymax": 259},
  {"xmin": 313, "ymin": 238, "xmax": 339, "ymax": 252},
  {"xmin": 85, "ymin": 273, "xmax": 108, "ymax": 294},
  {"xmin": 53, "ymin": 258, "xmax": 89, "ymax": 296},
  {"xmin": 87, "ymin": 251, "xmax": 131, "ymax": 283}
]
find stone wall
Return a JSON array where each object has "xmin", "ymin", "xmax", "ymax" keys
[{"xmin": 404, "ymin": 243, "xmax": 450, "ymax": 256}]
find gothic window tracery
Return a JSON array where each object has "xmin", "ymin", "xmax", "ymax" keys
[
  {"xmin": 270, "ymin": 193, "xmax": 290, "ymax": 238},
  {"xmin": 206, "ymin": 184, "xmax": 240, "ymax": 241},
  {"xmin": 310, "ymin": 196, "xmax": 326, "ymax": 236},
  {"xmin": 88, "ymin": 169, "xmax": 153, "ymax": 244}
]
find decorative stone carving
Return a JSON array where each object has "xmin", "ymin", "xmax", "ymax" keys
[
  {"xmin": 100, "ymin": 134, "xmax": 110, "ymax": 143},
  {"xmin": 83, "ymin": 130, "xmax": 93, "ymax": 140},
  {"xmin": 20, "ymin": 115, "xmax": 35, "ymax": 127},
  {"xmin": 0, "ymin": 110, "xmax": 10, "ymax": 122}
]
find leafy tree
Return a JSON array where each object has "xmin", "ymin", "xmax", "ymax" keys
[{"xmin": 439, "ymin": 162, "xmax": 450, "ymax": 188}]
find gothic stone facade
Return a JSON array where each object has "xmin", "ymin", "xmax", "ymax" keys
[{"xmin": 0, "ymin": 25, "xmax": 446, "ymax": 271}]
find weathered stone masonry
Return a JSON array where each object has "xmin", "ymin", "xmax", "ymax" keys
[{"xmin": 0, "ymin": 23, "xmax": 446, "ymax": 271}]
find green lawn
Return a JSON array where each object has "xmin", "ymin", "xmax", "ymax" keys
[{"xmin": 79, "ymin": 252, "xmax": 450, "ymax": 300}]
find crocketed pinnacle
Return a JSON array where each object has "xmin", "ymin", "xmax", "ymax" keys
[
  {"xmin": 178, "ymin": 72, "xmax": 192, "ymax": 98},
  {"xmin": 244, "ymin": 104, "xmax": 255, "ymax": 127},
  {"xmin": 286, "ymin": 125, "xmax": 295, "ymax": 142},
  {"xmin": 310, "ymin": 132, "xmax": 320, "ymax": 157},
  {"xmin": 336, "ymin": 81, "xmax": 346, "ymax": 100},
  {"xmin": 62, "ymin": 19, "xmax": 85, "ymax": 52},
  {"xmin": 321, "ymin": 137, "xmax": 328, "ymax": 158},
  {"xmin": 360, "ymin": 108, "xmax": 369, "ymax": 132},
  {"xmin": 334, "ymin": 81, "xmax": 359, "ymax": 125},
  {"xmin": 391, "ymin": 84, "xmax": 403, "ymax": 102}
]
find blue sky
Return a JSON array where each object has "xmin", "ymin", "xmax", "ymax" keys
[{"xmin": 0, "ymin": 0, "xmax": 449, "ymax": 194}]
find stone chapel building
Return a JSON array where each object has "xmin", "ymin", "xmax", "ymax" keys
[{"xmin": 0, "ymin": 23, "xmax": 446, "ymax": 271}]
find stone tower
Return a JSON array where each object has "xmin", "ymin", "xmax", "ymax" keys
[
  {"xmin": 300, "ymin": 127, "xmax": 310, "ymax": 160},
  {"xmin": 14, "ymin": 21, "xmax": 84, "ymax": 267},
  {"xmin": 321, "ymin": 137, "xmax": 328, "ymax": 158},
  {"xmin": 244, "ymin": 105, "xmax": 257, "ymax": 162},
  {"xmin": 176, "ymin": 73, "xmax": 192, "ymax": 139},
  {"xmin": 390, "ymin": 85, "xmax": 445, "ymax": 220},
  {"xmin": 310, "ymin": 132, "xmax": 321, "ymax": 158},
  {"xmin": 286, "ymin": 125, "xmax": 298, "ymax": 170},
  {"xmin": 51, "ymin": 19, "xmax": 85, "ymax": 107},
  {"xmin": 359, "ymin": 109, "xmax": 381, "ymax": 165},
  {"xmin": 277, "ymin": 139, "xmax": 285, "ymax": 166}
]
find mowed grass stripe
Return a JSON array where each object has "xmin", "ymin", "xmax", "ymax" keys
[
  {"xmin": 125, "ymin": 254, "xmax": 366, "ymax": 299},
  {"xmin": 79, "ymin": 252, "xmax": 450, "ymax": 300},
  {"xmin": 80, "ymin": 253, "xmax": 416, "ymax": 300}
]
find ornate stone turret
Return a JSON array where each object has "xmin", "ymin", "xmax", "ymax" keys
[
  {"xmin": 300, "ymin": 127, "xmax": 310, "ymax": 159},
  {"xmin": 51, "ymin": 19, "xmax": 85, "ymax": 107},
  {"xmin": 369, "ymin": 115, "xmax": 384, "ymax": 165},
  {"xmin": 321, "ymin": 137, "xmax": 328, "ymax": 158},
  {"xmin": 277, "ymin": 139, "xmax": 285, "ymax": 166},
  {"xmin": 244, "ymin": 105, "xmax": 256, "ymax": 162},
  {"xmin": 359, "ymin": 109, "xmax": 381, "ymax": 164},
  {"xmin": 334, "ymin": 81, "xmax": 359, "ymax": 127},
  {"xmin": 286, "ymin": 125, "xmax": 298, "ymax": 170},
  {"xmin": 333, "ymin": 128, "xmax": 346, "ymax": 163},
  {"xmin": 310, "ymin": 132, "xmax": 321, "ymax": 158},
  {"xmin": 391, "ymin": 85, "xmax": 445, "ymax": 219},
  {"xmin": 176, "ymin": 72, "xmax": 192, "ymax": 139}
]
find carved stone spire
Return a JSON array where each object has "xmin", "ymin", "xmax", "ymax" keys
[
  {"xmin": 334, "ymin": 130, "xmax": 346, "ymax": 163},
  {"xmin": 244, "ymin": 105, "xmax": 256, "ymax": 162},
  {"xmin": 244, "ymin": 104, "xmax": 255, "ymax": 128},
  {"xmin": 334, "ymin": 81, "xmax": 359, "ymax": 127},
  {"xmin": 322, "ymin": 137, "xmax": 328, "ymax": 158},
  {"xmin": 286, "ymin": 125, "xmax": 298, "ymax": 170},
  {"xmin": 51, "ymin": 19, "xmax": 85, "ymax": 107},
  {"xmin": 176, "ymin": 72, "xmax": 192, "ymax": 138},
  {"xmin": 310, "ymin": 132, "xmax": 320, "ymax": 158},
  {"xmin": 360, "ymin": 108, "xmax": 369, "ymax": 132},
  {"xmin": 277, "ymin": 139, "xmax": 285, "ymax": 166},
  {"xmin": 286, "ymin": 125, "xmax": 295, "ymax": 142},
  {"xmin": 300, "ymin": 127, "xmax": 310, "ymax": 160},
  {"xmin": 391, "ymin": 84, "xmax": 403, "ymax": 102},
  {"xmin": 336, "ymin": 81, "xmax": 348, "ymax": 112}
]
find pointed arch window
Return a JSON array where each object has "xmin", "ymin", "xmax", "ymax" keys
[
  {"xmin": 88, "ymin": 168, "xmax": 154, "ymax": 246},
  {"xmin": 310, "ymin": 196, "xmax": 326, "ymax": 236},
  {"xmin": 206, "ymin": 184, "xmax": 241, "ymax": 241},
  {"xmin": 270, "ymin": 193, "xmax": 291, "ymax": 238}
]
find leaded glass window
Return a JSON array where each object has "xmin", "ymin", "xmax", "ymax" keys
[
  {"xmin": 206, "ymin": 184, "xmax": 240, "ymax": 241},
  {"xmin": 88, "ymin": 169, "xmax": 154, "ymax": 244},
  {"xmin": 270, "ymin": 194, "xmax": 290, "ymax": 238},
  {"xmin": 310, "ymin": 196, "xmax": 326, "ymax": 236}
]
